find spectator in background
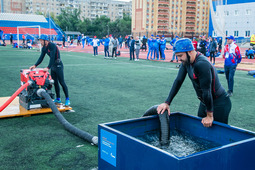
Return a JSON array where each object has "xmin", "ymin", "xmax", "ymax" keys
[
  {"xmin": 141, "ymin": 35, "xmax": 147, "ymax": 51},
  {"xmin": 170, "ymin": 36, "xmax": 179, "ymax": 62},
  {"xmin": 92, "ymin": 36, "xmax": 99, "ymax": 56},
  {"xmin": 22, "ymin": 34, "xmax": 26, "ymax": 44},
  {"xmin": 81, "ymin": 34, "xmax": 85, "ymax": 48},
  {"xmin": 208, "ymin": 36, "xmax": 212, "ymax": 43},
  {"xmin": 155, "ymin": 35, "xmax": 160, "ymax": 60},
  {"xmin": 218, "ymin": 37, "xmax": 222, "ymax": 53},
  {"xmin": 10, "ymin": 33, "xmax": 13, "ymax": 45},
  {"xmin": 2, "ymin": 33, "xmax": 6, "ymax": 44},
  {"xmin": 70, "ymin": 38, "xmax": 74, "ymax": 46},
  {"xmin": 134, "ymin": 36, "xmax": 141, "ymax": 61},
  {"xmin": 118, "ymin": 35, "xmax": 123, "ymax": 49},
  {"xmin": 85, "ymin": 36, "xmax": 88, "ymax": 46},
  {"xmin": 109, "ymin": 34, "xmax": 114, "ymax": 55},
  {"xmin": 209, "ymin": 37, "xmax": 217, "ymax": 65},
  {"xmin": 127, "ymin": 35, "xmax": 131, "ymax": 49},
  {"xmin": 151, "ymin": 37, "xmax": 159, "ymax": 60},
  {"xmin": 147, "ymin": 34, "xmax": 154, "ymax": 60},
  {"xmin": 62, "ymin": 34, "xmax": 65, "ymax": 48},
  {"xmin": 247, "ymin": 48, "xmax": 254, "ymax": 59},
  {"xmin": 159, "ymin": 35, "xmax": 166, "ymax": 60},
  {"xmin": 125, "ymin": 35, "xmax": 128, "ymax": 48},
  {"xmin": 77, "ymin": 34, "xmax": 81, "ymax": 46},
  {"xmin": 197, "ymin": 35, "xmax": 202, "ymax": 52},
  {"xmin": 199, "ymin": 36, "xmax": 207, "ymax": 56},
  {"xmin": 129, "ymin": 36, "xmax": 135, "ymax": 60},
  {"xmin": 103, "ymin": 35, "xmax": 110, "ymax": 58},
  {"xmin": 67, "ymin": 36, "xmax": 70, "ymax": 44},
  {"xmin": 0, "ymin": 29, "xmax": 3, "ymax": 40},
  {"xmin": 111, "ymin": 36, "xmax": 118, "ymax": 59},
  {"xmin": 223, "ymin": 35, "xmax": 242, "ymax": 97},
  {"xmin": 192, "ymin": 37, "xmax": 198, "ymax": 51},
  {"xmin": 26, "ymin": 36, "xmax": 31, "ymax": 45}
]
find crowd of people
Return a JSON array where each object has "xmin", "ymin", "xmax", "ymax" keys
[
  {"xmin": 146, "ymin": 34, "xmax": 167, "ymax": 60},
  {"xmin": 65, "ymin": 34, "xmax": 148, "ymax": 61},
  {"xmin": 0, "ymin": 30, "xmax": 43, "ymax": 49},
  {"xmin": 0, "ymin": 28, "xmax": 248, "ymax": 67},
  {"xmin": 103, "ymin": 34, "xmax": 226, "ymax": 65},
  {"xmin": 191, "ymin": 35, "xmax": 223, "ymax": 65},
  {"xmin": 82, "ymin": 33, "xmax": 243, "ymax": 100},
  {"xmin": 0, "ymin": 30, "xmax": 250, "ymax": 128}
]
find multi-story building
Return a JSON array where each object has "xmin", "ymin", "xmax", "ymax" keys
[
  {"xmin": 0, "ymin": 0, "xmax": 26, "ymax": 14},
  {"xmin": 132, "ymin": 0, "xmax": 210, "ymax": 38},
  {"xmin": 1, "ymin": 0, "xmax": 132, "ymax": 21},
  {"xmin": 24, "ymin": 0, "xmax": 132, "ymax": 21},
  {"xmin": 209, "ymin": 0, "xmax": 255, "ymax": 41},
  {"xmin": 81, "ymin": 0, "xmax": 132, "ymax": 21}
]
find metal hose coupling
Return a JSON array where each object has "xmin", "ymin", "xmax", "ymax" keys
[
  {"xmin": 36, "ymin": 88, "xmax": 46, "ymax": 97},
  {"xmin": 49, "ymin": 79, "xmax": 54, "ymax": 85},
  {"xmin": 28, "ymin": 80, "xmax": 34, "ymax": 85},
  {"xmin": 92, "ymin": 136, "xmax": 98, "ymax": 146}
]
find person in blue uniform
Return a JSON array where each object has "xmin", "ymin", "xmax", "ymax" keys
[
  {"xmin": 170, "ymin": 36, "xmax": 179, "ymax": 62},
  {"xmin": 155, "ymin": 35, "xmax": 160, "ymax": 60},
  {"xmin": 147, "ymin": 34, "xmax": 154, "ymax": 60},
  {"xmin": 160, "ymin": 35, "xmax": 166, "ymax": 60},
  {"xmin": 103, "ymin": 35, "xmax": 110, "ymax": 58}
]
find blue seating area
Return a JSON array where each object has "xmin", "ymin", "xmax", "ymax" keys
[{"xmin": 0, "ymin": 13, "xmax": 64, "ymax": 41}]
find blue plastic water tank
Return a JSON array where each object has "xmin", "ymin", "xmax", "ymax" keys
[{"xmin": 98, "ymin": 112, "xmax": 255, "ymax": 170}]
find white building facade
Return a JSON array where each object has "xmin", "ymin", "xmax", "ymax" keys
[
  {"xmin": 211, "ymin": 2, "xmax": 255, "ymax": 40},
  {"xmin": 1, "ymin": 0, "xmax": 132, "ymax": 21}
]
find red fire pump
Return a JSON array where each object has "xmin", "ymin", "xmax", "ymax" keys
[{"xmin": 19, "ymin": 69, "xmax": 54, "ymax": 110}]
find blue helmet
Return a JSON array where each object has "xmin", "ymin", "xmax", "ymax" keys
[
  {"xmin": 39, "ymin": 34, "xmax": 49, "ymax": 41},
  {"xmin": 173, "ymin": 38, "xmax": 194, "ymax": 53},
  {"xmin": 226, "ymin": 35, "xmax": 234, "ymax": 40}
]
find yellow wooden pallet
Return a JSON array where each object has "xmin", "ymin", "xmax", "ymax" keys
[{"xmin": 0, "ymin": 97, "xmax": 72, "ymax": 118}]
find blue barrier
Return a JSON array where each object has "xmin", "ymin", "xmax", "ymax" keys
[{"xmin": 98, "ymin": 112, "xmax": 255, "ymax": 170}]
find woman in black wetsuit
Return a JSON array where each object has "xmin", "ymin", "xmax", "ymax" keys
[
  {"xmin": 157, "ymin": 38, "xmax": 231, "ymax": 127},
  {"xmin": 30, "ymin": 34, "xmax": 70, "ymax": 106}
]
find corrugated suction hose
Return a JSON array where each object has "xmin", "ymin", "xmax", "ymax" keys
[
  {"xmin": 143, "ymin": 105, "xmax": 170, "ymax": 146},
  {"xmin": 37, "ymin": 89, "xmax": 98, "ymax": 146}
]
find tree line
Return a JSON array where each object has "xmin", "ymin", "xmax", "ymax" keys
[{"xmin": 44, "ymin": 7, "xmax": 131, "ymax": 38}]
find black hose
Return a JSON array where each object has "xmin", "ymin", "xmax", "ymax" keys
[
  {"xmin": 158, "ymin": 111, "xmax": 170, "ymax": 146},
  {"xmin": 143, "ymin": 105, "xmax": 159, "ymax": 117},
  {"xmin": 37, "ymin": 89, "xmax": 98, "ymax": 146},
  {"xmin": 143, "ymin": 105, "xmax": 170, "ymax": 147}
]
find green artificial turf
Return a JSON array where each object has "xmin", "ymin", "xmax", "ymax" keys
[{"xmin": 0, "ymin": 46, "xmax": 254, "ymax": 169}]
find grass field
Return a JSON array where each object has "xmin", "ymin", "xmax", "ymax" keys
[{"xmin": 0, "ymin": 46, "xmax": 254, "ymax": 170}]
